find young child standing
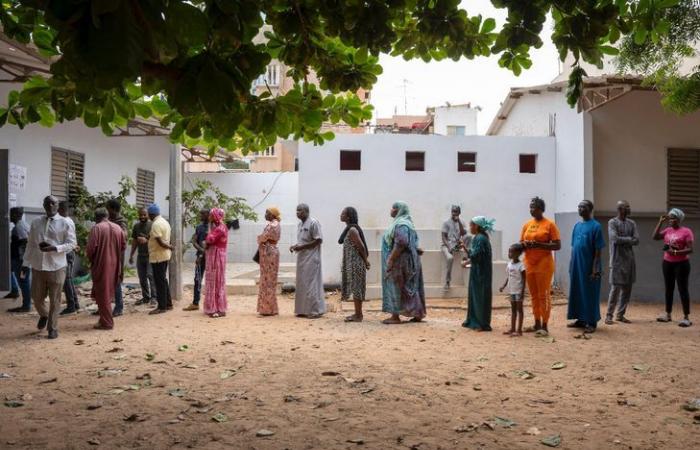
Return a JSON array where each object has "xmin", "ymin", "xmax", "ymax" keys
[{"xmin": 499, "ymin": 243, "xmax": 526, "ymax": 336}]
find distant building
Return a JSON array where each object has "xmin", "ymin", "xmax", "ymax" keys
[{"xmin": 375, "ymin": 103, "xmax": 480, "ymax": 136}]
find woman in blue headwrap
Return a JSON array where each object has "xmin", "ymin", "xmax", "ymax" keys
[
  {"xmin": 461, "ymin": 216, "xmax": 495, "ymax": 331},
  {"xmin": 381, "ymin": 201, "xmax": 426, "ymax": 324}
]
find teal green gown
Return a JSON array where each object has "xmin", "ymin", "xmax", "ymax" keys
[{"xmin": 462, "ymin": 233, "xmax": 492, "ymax": 331}]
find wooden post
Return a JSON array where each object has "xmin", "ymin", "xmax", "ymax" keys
[{"xmin": 169, "ymin": 143, "xmax": 183, "ymax": 301}]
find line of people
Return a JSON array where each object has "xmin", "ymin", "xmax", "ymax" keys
[{"xmin": 7, "ymin": 194, "xmax": 694, "ymax": 340}]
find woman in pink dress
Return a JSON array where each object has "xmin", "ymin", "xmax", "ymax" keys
[
  {"xmin": 257, "ymin": 207, "xmax": 281, "ymax": 316},
  {"xmin": 204, "ymin": 208, "xmax": 228, "ymax": 318}
]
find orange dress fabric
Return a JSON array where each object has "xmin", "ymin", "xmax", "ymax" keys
[{"xmin": 520, "ymin": 218, "xmax": 561, "ymax": 324}]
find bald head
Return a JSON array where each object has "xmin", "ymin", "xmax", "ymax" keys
[{"xmin": 617, "ymin": 200, "xmax": 631, "ymax": 219}]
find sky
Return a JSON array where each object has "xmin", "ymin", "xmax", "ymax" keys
[{"xmin": 370, "ymin": 0, "xmax": 561, "ymax": 134}]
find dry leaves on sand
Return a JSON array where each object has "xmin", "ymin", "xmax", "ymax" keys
[{"xmin": 541, "ymin": 434, "xmax": 562, "ymax": 447}]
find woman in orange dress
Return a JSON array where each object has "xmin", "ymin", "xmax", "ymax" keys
[
  {"xmin": 520, "ymin": 197, "xmax": 561, "ymax": 334},
  {"xmin": 257, "ymin": 207, "xmax": 281, "ymax": 316}
]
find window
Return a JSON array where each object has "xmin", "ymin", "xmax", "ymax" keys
[
  {"xmin": 51, "ymin": 147, "xmax": 84, "ymax": 202},
  {"xmin": 447, "ymin": 125, "xmax": 466, "ymax": 136},
  {"xmin": 340, "ymin": 150, "xmax": 361, "ymax": 170},
  {"xmin": 405, "ymin": 151, "xmax": 425, "ymax": 171},
  {"xmin": 266, "ymin": 64, "xmax": 279, "ymax": 86},
  {"xmin": 458, "ymin": 152, "xmax": 477, "ymax": 172},
  {"xmin": 257, "ymin": 145, "xmax": 275, "ymax": 157},
  {"xmin": 519, "ymin": 154, "xmax": 537, "ymax": 174},
  {"xmin": 136, "ymin": 168, "xmax": 155, "ymax": 207},
  {"xmin": 668, "ymin": 148, "xmax": 700, "ymax": 214}
]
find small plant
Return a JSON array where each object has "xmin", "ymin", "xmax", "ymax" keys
[{"xmin": 181, "ymin": 179, "xmax": 257, "ymax": 231}]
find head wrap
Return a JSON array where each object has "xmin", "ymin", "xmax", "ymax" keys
[
  {"xmin": 209, "ymin": 207, "xmax": 225, "ymax": 224},
  {"xmin": 339, "ymin": 207, "xmax": 368, "ymax": 253},
  {"xmin": 147, "ymin": 203, "xmax": 160, "ymax": 215},
  {"xmin": 668, "ymin": 208, "xmax": 685, "ymax": 222},
  {"xmin": 471, "ymin": 216, "xmax": 496, "ymax": 233},
  {"xmin": 383, "ymin": 201, "xmax": 417, "ymax": 247},
  {"xmin": 267, "ymin": 207, "xmax": 281, "ymax": 221}
]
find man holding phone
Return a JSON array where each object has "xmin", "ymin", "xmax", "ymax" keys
[{"xmin": 23, "ymin": 195, "xmax": 76, "ymax": 339}]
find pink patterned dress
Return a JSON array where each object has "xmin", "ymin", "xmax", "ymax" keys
[
  {"xmin": 257, "ymin": 220, "xmax": 280, "ymax": 315},
  {"xmin": 204, "ymin": 209, "xmax": 228, "ymax": 316}
]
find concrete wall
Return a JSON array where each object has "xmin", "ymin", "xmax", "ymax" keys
[
  {"xmin": 183, "ymin": 171, "xmax": 299, "ymax": 263},
  {"xmin": 433, "ymin": 105, "xmax": 478, "ymax": 136},
  {"xmin": 298, "ymin": 134, "xmax": 556, "ymax": 284},
  {"xmin": 591, "ymin": 90, "xmax": 700, "ymax": 213},
  {"xmin": 493, "ymin": 91, "xmax": 587, "ymax": 216}
]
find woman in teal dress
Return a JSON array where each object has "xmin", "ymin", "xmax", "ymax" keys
[
  {"xmin": 462, "ymin": 216, "xmax": 495, "ymax": 331},
  {"xmin": 381, "ymin": 201, "xmax": 426, "ymax": 324}
]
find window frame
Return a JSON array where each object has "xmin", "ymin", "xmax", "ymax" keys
[
  {"xmin": 405, "ymin": 151, "xmax": 425, "ymax": 172},
  {"xmin": 667, "ymin": 148, "xmax": 700, "ymax": 214},
  {"xmin": 51, "ymin": 147, "xmax": 85, "ymax": 202},
  {"xmin": 457, "ymin": 151, "xmax": 477, "ymax": 172},
  {"xmin": 519, "ymin": 154, "xmax": 538, "ymax": 174},
  {"xmin": 136, "ymin": 168, "xmax": 156, "ymax": 207},
  {"xmin": 339, "ymin": 150, "xmax": 362, "ymax": 171}
]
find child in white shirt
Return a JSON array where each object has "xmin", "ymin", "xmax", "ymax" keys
[{"xmin": 499, "ymin": 243, "xmax": 526, "ymax": 336}]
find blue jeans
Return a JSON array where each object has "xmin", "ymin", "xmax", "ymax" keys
[
  {"xmin": 11, "ymin": 257, "xmax": 31, "ymax": 309},
  {"xmin": 113, "ymin": 281, "xmax": 123, "ymax": 314}
]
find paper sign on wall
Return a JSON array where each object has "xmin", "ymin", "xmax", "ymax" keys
[
  {"xmin": 9, "ymin": 193, "xmax": 17, "ymax": 208},
  {"xmin": 9, "ymin": 164, "xmax": 27, "ymax": 192}
]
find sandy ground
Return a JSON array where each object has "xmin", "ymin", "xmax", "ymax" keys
[{"xmin": 0, "ymin": 291, "xmax": 699, "ymax": 450}]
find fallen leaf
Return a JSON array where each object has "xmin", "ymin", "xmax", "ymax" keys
[
  {"xmin": 74, "ymin": 340, "xmax": 85, "ymax": 346},
  {"xmin": 632, "ymin": 364, "xmax": 649, "ymax": 373},
  {"xmin": 541, "ymin": 434, "xmax": 561, "ymax": 447},
  {"xmin": 347, "ymin": 438, "xmax": 364, "ymax": 445},
  {"xmin": 312, "ymin": 400, "xmax": 333, "ymax": 409},
  {"xmin": 476, "ymin": 355, "xmax": 489, "ymax": 362},
  {"xmin": 178, "ymin": 345, "xmax": 189, "ymax": 352},
  {"xmin": 284, "ymin": 395, "xmax": 301, "ymax": 403},
  {"xmin": 494, "ymin": 417, "xmax": 517, "ymax": 428},
  {"xmin": 515, "ymin": 370, "xmax": 535, "ymax": 380},
  {"xmin": 4, "ymin": 401, "xmax": 24, "ymax": 408},
  {"xmin": 454, "ymin": 423, "xmax": 479, "ymax": 433},
  {"xmin": 183, "ymin": 365, "xmax": 198, "ymax": 369},
  {"xmin": 324, "ymin": 417, "xmax": 340, "ymax": 422},
  {"xmin": 209, "ymin": 357, "xmax": 217, "ymax": 363},
  {"xmin": 683, "ymin": 398, "xmax": 700, "ymax": 412},
  {"xmin": 321, "ymin": 371, "xmax": 340, "ymax": 376},
  {"xmin": 123, "ymin": 413, "xmax": 147, "ymax": 422},
  {"xmin": 0, "ymin": 373, "xmax": 12, "ymax": 379},
  {"xmin": 473, "ymin": 385, "xmax": 482, "ymax": 391},
  {"xmin": 211, "ymin": 412, "xmax": 228, "ymax": 423},
  {"xmin": 538, "ymin": 335, "xmax": 556, "ymax": 343},
  {"xmin": 551, "ymin": 362, "xmax": 567, "ymax": 370},
  {"xmin": 256, "ymin": 429, "xmax": 275, "ymax": 437},
  {"xmin": 39, "ymin": 377, "xmax": 58, "ymax": 384},
  {"xmin": 195, "ymin": 407, "xmax": 211, "ymax": 414},
  {"xmin": 97, "ymin": 369, "xmax": 123, "ymax": 378},
  {"xmin": 105, "ymin": 347, "xmax": 123, "ymax": 353},
  {"xmin": 220, "ymin": 370, "xmax": 236, "ymax": 379},
  {"xmin": 87, "ymin": 438, "xmax": 100, "ymax": 446},
  {"xmin": 112, "ymin": 339, "xmax": 124, "ymax": 343},
  {"xmin": 526, "ymin": 427, "xmax": 541, "ymax": 436},
  {"xmin": 360, "ymin": 388, "xmax": 375, "ymax": 394},
  {"xmin": 145, "ymin": 353, "xmax": 155, "ymax": 361},
  {"xmin": 168, "ymin": 388, "xmax": 186, "ymax": 398},
  {"xmin": 87, "ymin": 403, "xmax": 103, "ymax": 410},
  {"xmin": 106, "ymin": 388, "xmax": 126, "ymax": 395},
  {"xmin": 221, "ymin": 340, "xmax": 234, "ymax": 345},
  {"xmin": 112, "ymin": 355, "xmax": 126, "ymax": 360},
  {"xmin": 481, "ymin": 421, "xmax": 496, "ymax": 431}
]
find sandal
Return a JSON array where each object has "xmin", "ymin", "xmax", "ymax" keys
[
  {"xmin": 344, "ymin": 315, "xmax": 363, "ymax": 322},
  {"xmin": 409, "ymin": 317, "xmax": 424, "ymax": 323},
  {"xmin": 678, "ymin": 318, "xmax": 692, "ymax": 327},
  {"xmin": 523, "ymin": 325, "xmax": 539, "ymax": 333},
  {"xmin": 534, "ymin": 329, "xmax": 549, "ymax": 337},
  {"xmin": 567, "ymin": 321, "xmax": 585, "ymax": 328},
  {"xmin": 656, "ymin": 314, "xmax": 671, "ymax": 323},
  {"xmin": 583, "ymin": 326, "xmax": 596, "ymax": 334},
  {"xmin": 382, "ymin": 318, "xmax": 402, "ymax": 325},
  {"xmin": 616, "ymin": 317, "xmax": 632, "ymax": 324}
]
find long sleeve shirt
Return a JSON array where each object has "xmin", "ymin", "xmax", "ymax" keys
[{"xmin": 23, "ymin": 214, "xmax": 77, "ymax": 271}]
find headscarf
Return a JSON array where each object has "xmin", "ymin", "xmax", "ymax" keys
[
  {"xmin": 267, "ymin": 207, "xmax": 281, "ymax": 221},
  {"xmin": 471, "ymin": 216, "xmax": 496, "ymax": 233},
  {"xmin": 668, "ymin": 208, "xmax": 685, "ymax": 222},
  {"xmin": 209, "ymin": 207, "xmax": 225, "ymax": 224},
  {"xmin": 338, "ymin": 207, "xmax": 368, "ymax": 253},
  {"xmin": 383, "ymin": 201, "xmax": 417, "ymax": 247},
  {"xmin": 147, "ymin": 203, "xmax": 160, "ymax": 215}
]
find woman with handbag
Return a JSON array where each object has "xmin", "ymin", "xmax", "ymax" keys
[{"xmin": 257, "ymin": 207, "xmax": 281, "ymax": 316}]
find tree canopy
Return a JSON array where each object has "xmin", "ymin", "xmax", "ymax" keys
[{"xmin": 0, "ymin": 0, "xmax": 683, "ymax": 154}]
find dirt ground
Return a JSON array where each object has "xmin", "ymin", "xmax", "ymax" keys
[{"xmin": 0, "ymin": 291, "xmax": 699, "ymax": 450}]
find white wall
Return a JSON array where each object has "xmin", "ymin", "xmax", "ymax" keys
[
  {"xmin": 433, "ymin": 105, "xmax": 478, "ymax": 136},
  {"xmin": 493, "ymin": 91, "xmax": 587, "ymax": 215},
  {"xmin": 183, "ymin": 171, "xmax": 299, "ymax": 263},
  {"xmin": 298, "ymin": 134, "xmax": 556, "ymax": 283},
  {"xmin": 592, "ymin": 90, "xmax": 700, "ymax": 212},
  {"xmin": 0, "ymin": 84, "xmax": 171, "ymax": 216}
]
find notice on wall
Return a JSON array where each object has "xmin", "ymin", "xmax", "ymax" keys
[
  {"xmin": 9, "ymin": 193, "xmax": 17, "ymax": 208},
  {"xmin": 9, "ymin": 164, "xmax": 27, "ymax": 192}
]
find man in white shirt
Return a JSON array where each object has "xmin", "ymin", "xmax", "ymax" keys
[{"xmin": 23, "ymin": 195, "xmax": 76, "ymax": 339}]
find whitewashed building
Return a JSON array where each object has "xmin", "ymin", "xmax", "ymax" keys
[{"xmin": 488, "ymin": 76, "xmax": 700, "ymax": 300}]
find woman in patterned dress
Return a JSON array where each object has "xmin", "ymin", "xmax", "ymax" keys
[
  {"xmin": 204, "ymin": 208, "xmax": 228, "ymax": 318},
  {"xmin": 339, "ymin": 207, "xmax": 370, "ymax": 322},
  {"xmin": 257, "ymin": 207, "xmax": 281, "ymax": 316}
]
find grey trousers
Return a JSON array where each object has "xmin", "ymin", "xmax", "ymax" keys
[
  {"xmin": 441, "ymin": 246, "xmax": 462, "ymax": 286},
  {"xmin": 32, "ymin": 268, "xmax": 66, "ymax": 332},
  {"xmin": 136, "ymin": 254, "xmax": 156, "ymax": 300},
  {"xmin": 606, "ymin": 283, "xmax": 632, "ymax": 319}
]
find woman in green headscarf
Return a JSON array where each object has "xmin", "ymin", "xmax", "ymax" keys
[
  {"xmin": 462, "ymin": 216, "xmax": 495, "ymax": 331},
  {"xmin": 381, "ymin": 201, "xmax": 426, "ymax": 324}
]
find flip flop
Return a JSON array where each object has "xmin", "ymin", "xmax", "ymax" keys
[
  {"xmin": 344, "ymin": 315, "xmax": 363, "ymax": 322},
  {"xmin": 523, "ymin": 326, "xmax": 539, "ymax": 333},
  {"xmin": 678, "ymin": 318, "xmax": 692, "ymax": 327},
  {"xmin": 656, "ymin": 314, "xmax": 671, "ymax": 323}
]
